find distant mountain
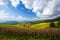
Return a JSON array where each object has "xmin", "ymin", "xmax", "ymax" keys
[
  {"xmin": 31, "ymin": 17, "xmax": 60, "ymax": 23},
  {"xmin": 53, "ymin": 17, "xmax": 60, "ymax": 21},
  {"xmin": 0, "ymin": 17, "xmax": 60, "ymax": 24},
  {"xmin": 0, "ymin": 20, "xmax": 32, "ymax": 24},
  {"xmin": 0, "ymin": 21, "xmax": 19, "ymax": 24},
  {"xmin": 45, "ymin": 17, "xmax": 60, "ymax": 22}
]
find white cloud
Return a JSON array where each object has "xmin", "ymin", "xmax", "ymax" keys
[
  {"xmin": 0, "ymin": 0, "xmax": 60, "ymax": 21},
  {"xmin": 20, "ymin": 0, "xmax": 33, "ymax": 9},
  {"xmin": 16, "ymin": 16, "xmax": 39, "ymax": 21},
  {"xmin": 0, "ymin": 10, "xmax": 16, "ymax": 21},
  {"xmin": 20, "ymin": 0, "xmax": 60, "ymax": 20},
  {"xmin": 0, "ymin": 10, "xmax": 31, "ymax": 21},
  {"xmin": 16, "ymin": 16, "xmax": 24, "ymax": 20},
  {"xmin": 16, "ymin": 16, "xmax": 30, "ymax": 21},
  {"xmin": 10, "ymin": 0, "xmax": 20, "ymax": 7},
  {"xmin": 0, "ymin": 10, "xmax": 57, "ymax": 22},
  {"xmin": 0, "ymin": 0, "xmax": 8, "ymax": 6}
]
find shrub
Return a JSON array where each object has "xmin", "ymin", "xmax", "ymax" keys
[{"xmin": 50, "ymin": 22, "xmax": 55, "ymax": 28}]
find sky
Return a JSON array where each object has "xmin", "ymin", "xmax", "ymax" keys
[{"xmin": 0, "ymin": 0, "xmax": 60, "ymax": 22}]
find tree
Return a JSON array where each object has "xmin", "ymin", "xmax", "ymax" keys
[
  {"xmin": 50, "ymin": 22, "xmax": 55, "ymax": 28},
  {"xmin": 57, "ymin": 22, "xmax": 60, "ymax": 28}
]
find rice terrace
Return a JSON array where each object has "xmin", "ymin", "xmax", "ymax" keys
[{"xmin": 0, "ymin": 0, "xmax": 60, "ymax": 40}]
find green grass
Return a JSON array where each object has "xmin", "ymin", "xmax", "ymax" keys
[
  {"xmin": 0, "ymin": 24, "xmax": 24, "ymax": 28},
  {"xmin": 30, "ymin": 23, "xmax": 50, "ymax": 28},
  {"xmin": 0, "ymin": 32, "xmax": 60, "ymax": 40}
]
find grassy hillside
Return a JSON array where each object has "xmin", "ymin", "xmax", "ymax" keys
[
  {"xmin": 0, "ymin": 21, "xmax": 60, "ymax": 28},
  {"xmin": 30, "ymin": 22, "xmax": 50, "ymax": 28}
]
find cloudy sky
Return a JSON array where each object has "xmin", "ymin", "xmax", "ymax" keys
[{"xmin": 0, "ymin": 0, "xmax": 60, "ymax": 22}]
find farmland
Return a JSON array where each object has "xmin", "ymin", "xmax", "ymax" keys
[{"xmin": 0, "ymin": 21, "xmax": 60, "ymax": 40}]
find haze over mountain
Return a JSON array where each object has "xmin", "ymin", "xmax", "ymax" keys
[{"xmin": 0, "ymin": 17, "xmax": 59, "ymax": 24}]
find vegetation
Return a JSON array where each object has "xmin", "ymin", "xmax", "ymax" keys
[
  {"xmin": 0, "ymin": 33, "xmax": 60, "ymax": 40},
  {"xmin": 0, "ymin": 21, "xmax": 60, "ymax": 28},
  {"xmin": 50, "ymin": 22, "xmax": 56, "ymax": 28},
  {"xmin": 30, "ymin": 23, "xmax": 50, "ymax": 28},
  {"xmin": 0, "ymin": 19, "xmax": 60, "ymax": 40},
  {"xmin": 0, "ymin": 27, "xmax": 60, "ymax": 40}
]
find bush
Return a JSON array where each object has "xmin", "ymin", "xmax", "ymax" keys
[
  {"xmin": 50, "ymin": 22, "xmax": 55, "ymax": 28},
  {"xmin": 57, "ymin": 22, "xmax": 60, "ymax": 28}
]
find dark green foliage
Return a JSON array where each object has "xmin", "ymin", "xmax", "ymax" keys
[
  {"xmin": 0, "ymin": 32, "xmax": 60, "ymax": 40},
  {"xmin": 50, "ymin": 22, "xmax": 55, "ymax": 28},
  {"xmin": 57, "ymin": 22, "xmax": 60, "ymax": 28}
]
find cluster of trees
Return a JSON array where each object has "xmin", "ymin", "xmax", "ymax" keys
[{"xmin": 50, "ymin": 22, "xmax": 60, "ymax": 28}]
